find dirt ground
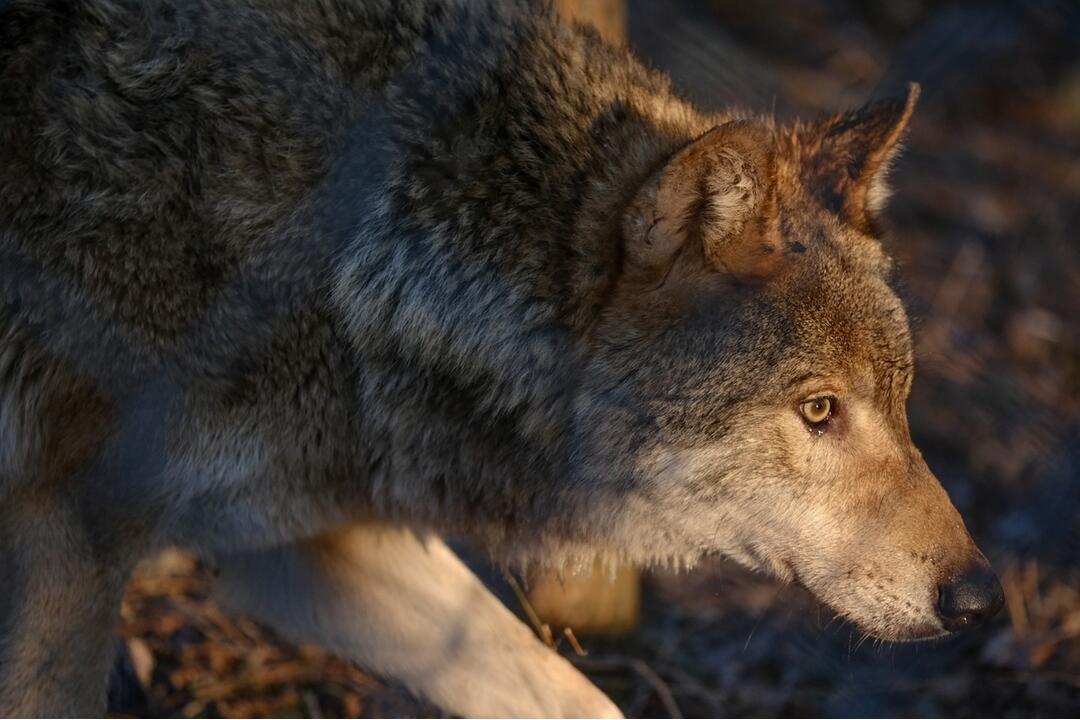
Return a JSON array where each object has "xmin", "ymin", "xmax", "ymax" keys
[{"xmin": 108, "ymin": 1, "xmax": 1080, "ymax": 717}]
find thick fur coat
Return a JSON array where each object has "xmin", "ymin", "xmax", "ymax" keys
[{"xmin": 0, "ymin": 1, "xmax": 1001, "ymax": 716}]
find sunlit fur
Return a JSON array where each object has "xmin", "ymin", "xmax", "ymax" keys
[{"xmin": 1, "ymin": 0, "xmax": 988, "ymax": 715}]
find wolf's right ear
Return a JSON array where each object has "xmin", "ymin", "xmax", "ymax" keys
[{"xmin": 622, "ymin": 121, "xmax": 781, "ymax": 283}]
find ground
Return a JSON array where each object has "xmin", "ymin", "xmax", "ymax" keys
[{"xmin": 107, "ymin": 1, "xmax": 1080, "ymax": 717}]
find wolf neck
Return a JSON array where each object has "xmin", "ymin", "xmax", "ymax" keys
[
  {"xmin": 325, "ymin": 7, "xmax": 711, "ymax": 541},
  {"xmin": 332, "ymin": 11, "xmax": 706, "ymax": 419}
]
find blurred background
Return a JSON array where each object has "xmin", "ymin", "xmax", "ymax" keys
[{"xmin": 109, "ymin": 0, "xmax": 1079, "ymax": 716}]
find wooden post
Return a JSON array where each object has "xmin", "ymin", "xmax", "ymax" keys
[
  {"xmin": 528, "ymin": 0, "xmax": 641, "ymax": 636},
  {"xmin": 554, "ymin": 0, "xmax": 627, "ymax": 45},
  {"xmin": 526, "ymin": 559, "xmax": 640, "ymax": 635}
]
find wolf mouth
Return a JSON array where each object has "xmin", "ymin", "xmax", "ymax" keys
[{"xmin": 770, "ymin": 559, "xmax": 949, "ymax": 642}]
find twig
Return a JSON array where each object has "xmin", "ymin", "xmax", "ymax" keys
[
  {"xmin": 503, "ymin": 571, "xmax": 555, "ymax": 647},
  {"xmin": 563, "ymin": 627, "xmax": 588, "ymax": 657},
  {"xmin": 574, "ymin": 655, "xmax": 683, "ymax": 718}
]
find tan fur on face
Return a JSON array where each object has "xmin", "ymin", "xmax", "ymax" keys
[{"xmin": 588, "ymin": 86, "xmax": 988, "ymax": 640}]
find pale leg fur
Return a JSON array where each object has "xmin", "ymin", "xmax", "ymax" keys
[
  {"xmin": 214, "ymin": 525, "xmax": 623, "ymax": 718},
  {"xmin": 0, "ymin": 504, "xmax": 129, "ymax": 717}
]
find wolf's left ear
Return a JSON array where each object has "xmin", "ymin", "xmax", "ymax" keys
[{"xmin": 803, "ymin": 83, "xmax": 920, "ymax": 231}]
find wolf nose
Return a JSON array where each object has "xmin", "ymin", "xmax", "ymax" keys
[{"xmin": 936, "ymin": 563, "xmax": 1005, "ymax": 632}]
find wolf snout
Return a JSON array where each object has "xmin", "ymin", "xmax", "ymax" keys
[{"xmin": 935, "ymin": 562, "xmax": 1005, "ymax": 632}]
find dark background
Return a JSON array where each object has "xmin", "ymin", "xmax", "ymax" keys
[{"xmin": 109, "ymin": 1, "xmax": 1080, "ymax": 717}]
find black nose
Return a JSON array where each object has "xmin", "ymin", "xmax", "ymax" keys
[{"xmin": 936, "ymin": 563, "xmax": 1005, "ymax": 632}]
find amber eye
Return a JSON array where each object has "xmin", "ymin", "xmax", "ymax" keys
[{"xmin": 799, "ymin": 397, "xmax": 834, "ymax": 426}]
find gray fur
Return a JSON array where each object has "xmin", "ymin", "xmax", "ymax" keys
[{"xmin": 0, "ymin": 1, "xmax": 995, "ymax": 716}]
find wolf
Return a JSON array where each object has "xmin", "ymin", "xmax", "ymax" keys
[{"xmin": 0, "ymin": 0, "xmax": 1004, "ymax": 716}]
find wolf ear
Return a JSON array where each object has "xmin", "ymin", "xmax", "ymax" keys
[
  {"xmin": 803, "ymin": 83, "xmax": 920, "ymax": 231},
  {"xmin": 622, "ymin": 120, "xmax": 781, "ymax": 283}
]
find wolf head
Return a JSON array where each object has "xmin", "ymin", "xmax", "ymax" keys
[{"xmin": 575, "ymin": 84, "xmax": 1002, "ymax": 641}]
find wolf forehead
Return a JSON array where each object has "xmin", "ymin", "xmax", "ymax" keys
[
  {"xmin": 640, "ymin": 118, "xmax": 918, "ymax": 404},
  {"xmin": 782, "ymin": 146, "xmax": 911, "ymax": 351},
  {"xmin": 752, "ymin": 188, "xmax": 913, "ymax": 377}
]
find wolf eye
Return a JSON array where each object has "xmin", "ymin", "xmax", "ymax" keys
[{"xmin": 799, "ymin": 397, "xmax": 834, "ymax": 427}]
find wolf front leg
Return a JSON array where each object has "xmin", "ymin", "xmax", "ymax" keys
[
  {"xmin": 0, "ymin": 503, "xmax": 131, "ymax": 717},
  {"xmin": 214, "ymin": 525, "xmax": 623, "ymax": 718}
]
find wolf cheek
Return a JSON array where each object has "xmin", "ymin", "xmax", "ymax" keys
[{"xmin": 769, "ymin": 398, "xmax": 1002, "ymax": 641}]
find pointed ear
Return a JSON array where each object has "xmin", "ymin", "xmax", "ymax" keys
[
  {"xmin": 803, "ymin": 82, "xmax": 920, "ymax": 231},
  {"xmin": 622, "ymin": 120, "xmax": 782, "ymax": 283}
]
